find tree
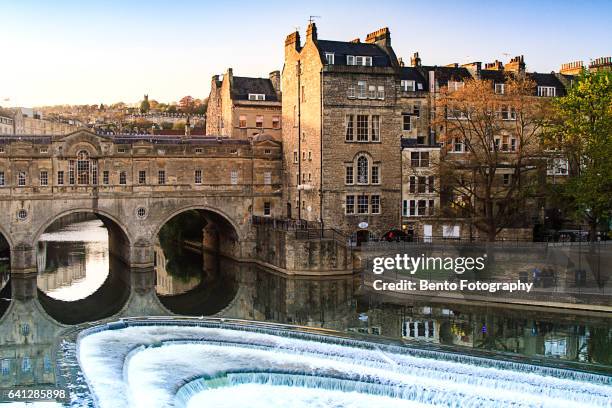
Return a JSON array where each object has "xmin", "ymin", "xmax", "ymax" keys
[
  {"xmin": 433, "ymin": 76, "xmax": 548, "ymax": 241},
  {"xmin": 140, "ymin": 94, "xmax": 150, "ymax": 113},
  {"xmin": 543, "ymin": 71, "xmax": 612, "ymax": 240},
  {"xmin": 179, "ymin": 95, "xmax": 195, "ymax": 114}
]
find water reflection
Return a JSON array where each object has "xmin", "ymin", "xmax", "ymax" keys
[{"xmin": 37, "ymin": 219, "xmax": 109, "ymax": 301}]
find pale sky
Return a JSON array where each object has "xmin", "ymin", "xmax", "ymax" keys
[{"xmin": 1, "ymin": 0, "xmax": 610, "ymax": 107}]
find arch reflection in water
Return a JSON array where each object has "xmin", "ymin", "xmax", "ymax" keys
[{"xmin": 35, "ymin": 213, "xmax": 131, "ymax": 324}]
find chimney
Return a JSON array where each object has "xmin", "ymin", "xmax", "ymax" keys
[
  {"xmin": 350, "ymin": 38, "xmax": 360, "ymax": 43},
  {"xmin": 589, "ymin": 56, "xmax": 612, "ymax": 72},
  {"xmin": 461, "ymin": 61, "xmax": 481, "ymax": 77},
  {"xmin": 445, "ymin": 63, "xmax": 459, "ymax": 68},
  {"xmin": 285, "ymin": 31, "xmax": 301, "ymax": 51},
  {"xmin": 365, "ymin": 27, "xmax": 391, "ymax": 47},
  {"xmin": 306, "ymin": 22, "xmax": 317, "ymax": 42},
  {"xmin": 560, "ymin": 61, "xmax": 584, "ymax": 75},
  {"xmin": 398, "ymin": 57, "xmax": 405, "ymax": 67},
  {"xmin": 269, "ymin": 70, "xmax": 281, "ymax": 94},
  {"xmin": 484, "ymin": 60, "xmax": 504, "ymax": 71},
  {"xmin": 411, "ymin": 52, "xmax": 421, "ymax": 67},
  {"xmin": 506, "ymin": 55, "xmax": 526, "ymax": 74}
]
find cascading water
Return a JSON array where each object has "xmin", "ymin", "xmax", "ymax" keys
[{"xmin": 76, "ymin": 319, "xmax": 612, "ymax": 408}]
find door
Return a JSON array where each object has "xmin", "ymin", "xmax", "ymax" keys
[{"xmin": 424, "ymin": 225, "xmax": 433, "ymax": 243}]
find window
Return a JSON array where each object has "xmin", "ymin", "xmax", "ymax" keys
[
  {"xmin": 403, "ymin": 114, "xmax": 412, "ymax": 131},
  {"xmin": 403, "ymin": 200, "xmax": 408, "ymax": 216},
  {"xmin": 255, "ymin": 115, "xmax": 263, "ymax": 128},
  {"xmin": 347, "ymin": 85, "xmax": 356, "ymax": 98},
  {"xmin": 428, "ymin": 176, "xmax": 435, "ymax": 193},
  {"xmin": 371, "ymin": 115, "xmax": 380, "ymax": 141},
  {"xmin": 138, "ymin": 170, "xmax": 146, "ymax": 184},
  {"xmin": 347, "ymin": 55, "xmax": 355, "ymax": 65},
  {"xmin": 293, "ymin": 151, "xmax": 298, "ymax": 163},
  {"xmin": 302, "ymin": 151, "xmax": 306, "ymax": 161},
  {"xmin": 418, "ymin": 176, "xmax": 427, "ymax": 193},
  {"xmin": 230, "ymin": 170, "xmax": 238, "ymax": 185},
  {"xmin": 263, "ymin": 202, "xmax": 271, "ymax": 216},
  {"xmin": 409, "ymin": 200, "xmax": 416, "ymax": 216},
  {"xmin": 264, "ymin": 149, "xmax": 271, "ymax": 154},
  {"xmin": 409, "ymin": 176, "xmax": 416, "ymax": 193},
  {"xmin": 410, "ymin": 151, "xmax": 429, "ymax": 167},
  {"xmin": 272, "ymin": 116, "xmax": 280, "ymax": 129},
  {"xmin": 503, "ymin": 174, "xmax": 511, "ymax": 186},
  {"xmin": 377, "ymin": 86, "xmax": 384, "ymax": 100},
  {"xmin": 357, "ymin": 81, "xmax": 367, "ymax": 98},
  {"xmin": 368, "ymin": 85, "xmax": 376, "ymax": 99},
  {"xmin": 239, "ymin": 115, "xmax": 247, "ymax": 128},
  {"xmin": 345, "ymin": 115, "xmax": 354, "ymax": 141},
  {"xmin": 346, "ymin": 195, "xmax": 355, "ymax": 214},
  {"xmin": 56, "ymin": 171, "xmax": 64, "ymax": 185},
  {"xmin": 547, "ymin": 158, "xmax": 568, "ymax": 176},
  {"xmin": 194, "ymin": 169, "xmax": 202, "ymax": 184},
  {"xmin": 356, "ymin": 115, "xmax": 368, "ymax": 141},
  {"xmin": 357, "ymin": 195, "xmax": 369, "ymax": 214},
  {"xmin": 495, "ymin": 83, "xmax": 505, "ymax": 94},
  {"xmin": 92, "ymin": 161, "xmax": 97, "ymax": 185},
  {"xmin": 69, "ymin": 160, "xmax": 75, "ymax": 185},
  {"xmin": 325, "ymin": 52, "xmax": 334, "ymax": 65},
  {"xmin": 500, "ymin": 105, "xmax": 516, "ymax": 120},
  {"xmin": 413, "ymin": 102, "xmax": 421, "ymax": 117},
  {"xmin": 119, "ymin": 171, "xmax": 127, "ymax": 185},
  {"xmin": 76, "ymin": 150, "xmax": 90, "ymax": 185},
  {"xmin": 453, "ymin": 138, "xmax": 464, "ymax": 152},
  {"xmin": 40, "ymin": 147, "xmax": 48, "ymax": 153},
  {"xmin": 537, "ymin": 86, "xmax": 556, "ymax": 97},
  {"xmin": 371, "ymin": 195, "xmax": 380, "ymax": 214},
  {"xmin": 103, "ymin": 170, "xmax": 109, "ymax": 185},
  {"xmin": 117, "ymin": 147, "xmax": 126, "ymax": 153},
  {"xmin": 401, "ymin": 80, "xmax": 416, "ymax": 92},
  {"xmin": 158, "ymin": 170, "xmax": 166, "ymax": 185},
  {"xmin": 371, "ymin": 165, "xmax": 380, "ymax": 184},
  {"xmin": 428, "ymin": 199, "xmax": 435, "ymax": 215},
  {"xmin": 0, "ymin": 171, "xmax": 4, "ymax": 186},
  {"xmin": 264, "ymin": 172, "xmax": 272, "ymax": 185},
  {"xmin": 18, "ymin": 171, "xmax": 26, "ymax": 186},
  {"xmin": 308, "ymin": 151, "xmax": 312, "ymax": 161},
  {"xmin": 248, "ymin": 93, "xmax": 266, "ymax": 101},
  {"xmin": 345, "ymin": 166, "xmax": 354, "ymax": 184},
  {"xmin": 357, "ymin": 156, "xmax": 368, "ymax": 184},
  {"xmin": 447, "ymin": 81, "xmax": 464, "ymax": 92},
  {"xmin": 40, "ymin": 170, "xmax": 48, "ymax": 186},
  {"xmin": 195, "ymin": 147, "xmax": 203, "ymax": 153}
]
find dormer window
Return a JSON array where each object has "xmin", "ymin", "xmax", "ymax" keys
[
  {"xmin": 248, "ymin": 93, "xmax": 266, "ymax": 101},
  {"xmin": 495, "ymin": 83, "xmax": 505, "ymax": 94},
  {"xmin": 401, "ymin": 80, "xmax": 416, "ymax": 92},
  {"xmin": 325, "ymin": 52, "xmax": 334, "ymax": 65},
  {"xmin": 537, "ymin": 86, "xmax": 556, "ymax": 97},
  {"xmin": 347, "ymin": 55, "xmax": 372, "ymax": 66},
  {"xmin": 447, "ymin": 81, "xmax": 464, "ymax": 92}
]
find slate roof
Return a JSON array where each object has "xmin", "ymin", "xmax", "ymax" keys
[
  {"xmin": 480, "ymin": 69, "xmax": 507, "ymax": 83},
  {"xmin": 399, "ymin": 67, "xmax": 427, "ymax": 88},
  {"xmin": 527, "ymin": 73, "xmax": 568, "ymax": 96},
  {"xmin": 421, "ymin": 66, "xmax": 472, "ymax": 86},
  {"xmin": 317, "ymin": 40, "xmax": 392, "ymax": 67},
  {"xmin": 231, "ymin": 77, "xmax": 279, "ymax": 102}
]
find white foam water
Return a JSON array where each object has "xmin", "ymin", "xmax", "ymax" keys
[{"xmin": 77, "ymin": 323, "xmax": 612, "ymax": 408}]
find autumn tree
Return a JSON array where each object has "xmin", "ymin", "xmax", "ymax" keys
[
  {"xmin": 433, "ymin": 76, "xmax": 548, "ymax": 241},
  {"xmin": 543, "ymin": 71, "xmax": 612, "ymax": 240}
]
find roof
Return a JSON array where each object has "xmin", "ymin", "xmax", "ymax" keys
[
  {"xmin": 231, "ymin": 77, "xmax": 279, "ymax": 102},
  {"xmin": 421, "ymin": 66, "xmax": 472, "ymax": 86},
  {"xmin": 399, "ymin": 67, "xmax": 427, "ymax": 86},
  {"xmin": 317, "ymin": 40, "xmax": 392, "ymax": 67},
  {"xmin": 479, "ymin": 69, "xmax": 507, "ymax": 83},
  {"xmin": 527, "ymin": 73, "xmax": 568, "ymax": 96}
]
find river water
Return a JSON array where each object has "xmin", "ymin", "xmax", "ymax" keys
[{"xmin": 0, "ymin": 218, "xmax": 610, "ymax": 406}]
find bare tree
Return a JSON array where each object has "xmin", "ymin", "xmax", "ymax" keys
[{"xmin": 432, "ymin": 76, "xmax": 548, "ymax": 241}]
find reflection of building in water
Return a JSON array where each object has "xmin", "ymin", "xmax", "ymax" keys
[
  {"xmin": 36, "ymin": 242, "xmax": 86, "ymax": 292},
  {"xmin": 154, "ymin": 245, "xmax": 201, "ymax": 295},
  {"xmin": 0, "ymin": 299, "xmax": 63, "ymax": 388}
]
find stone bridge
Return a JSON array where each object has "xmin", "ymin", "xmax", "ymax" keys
[{"xmin": 0, "ymin": 129, "xmax": 283, "ymax": 275}]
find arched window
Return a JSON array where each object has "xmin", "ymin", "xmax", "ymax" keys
[
  {"xmin": 357, "ymin": 155, "xmax": 368, "ymax": 184},
  {"xmin": 77, "ymin": 150, "xmax": 90, "ymax": 185}
]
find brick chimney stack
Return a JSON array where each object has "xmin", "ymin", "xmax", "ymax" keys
[
  {"xmin": 560, "ymin": 61, "xmax": 584, "ymax": 75},
  {"xmin": 365, "ymin": 27, "xmax": 391, "ymax": 47},
  {"xmin": 306, "ymin": 22, "xmax": 317, "ymax": 42},
  {"xmin": 506, "ymin": 55, "xmax": 526, "ymax": 74},
  {"xmin": 285, "ymin": 31, "xmax": 301, "ymax": 52},
  {"xmin": 411, "ymin": 52, "xmax": 421, "ymax": 67},
  {"xmin": 461, "ymin": 61, "xmax": 482, "ymax": 77},
  {"xmin": 589, "ymin": 56, "xmax": 612, "ymax": 72},
  {"xmin": 484, "ymin": 60, "xmax": 504, "ymax": 70}
]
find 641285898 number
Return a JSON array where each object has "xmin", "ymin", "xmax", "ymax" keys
[{"xmin": 2, "ymin": 387, "xmax": 68, "ymax": 402}]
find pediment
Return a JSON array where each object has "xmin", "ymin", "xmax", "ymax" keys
[{"xmin": 56, "ymin": 129, "xmax": 111, "ymax": 157}]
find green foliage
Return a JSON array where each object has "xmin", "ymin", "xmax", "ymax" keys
[
  {"xmin": 139, "ymin": 97, "xmax": 150, "ymax": 113},
  {"xmin": 545, "ymin": 71, "xmax": 612, "ymax": 235}
]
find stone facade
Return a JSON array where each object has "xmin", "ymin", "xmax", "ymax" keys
[{"xmin": 206, "ymin": 68, "xmax": 282, "ymax": 140}]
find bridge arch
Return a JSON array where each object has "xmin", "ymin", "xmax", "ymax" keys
[{"xmin": 154, "ymin": 204, "xmax": 242, "ymax": 241}]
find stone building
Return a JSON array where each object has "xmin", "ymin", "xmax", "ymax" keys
[
  {"xmin": 206, "ymin": 68, "xmax": 282, "ymax": 140},
  {"xmin": 11, "ymin": 107, "xmax": 79, "ymax": 135},
  {"xmin": 282, "ymin": 23, "xmax": 405, "ymax": 243},
  {"xmin": 0, "ymin": 109, "xmax": 13, "ymax": 135}
]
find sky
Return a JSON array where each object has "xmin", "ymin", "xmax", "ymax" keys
[{"xmin": 1, "ymin": 0, "xmax": 610, "ymax": 107}]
